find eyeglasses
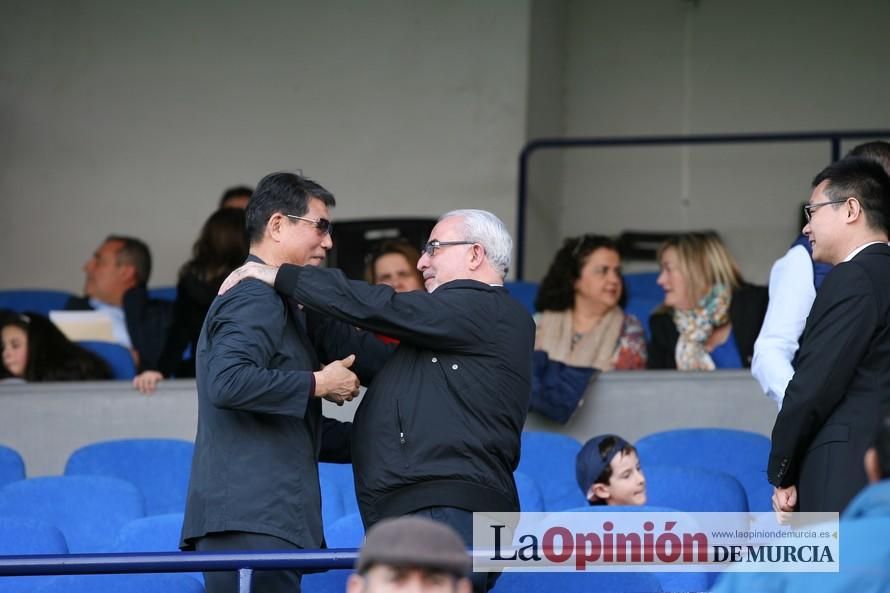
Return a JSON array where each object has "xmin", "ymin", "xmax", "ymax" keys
[
  {"xmin": 803, "ymin": 198, "xmax": 850, "ymax": 222},
  {"xmin": 286, "ymin": 214, "xmax": 333, "ymax": 235},
  {"xmin": 421, "ymin": 240, "xmax": 476, "ymax": 257}
]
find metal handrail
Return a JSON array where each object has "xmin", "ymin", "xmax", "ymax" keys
[
  {"xmin": 515, "ymin": 129, "xmax": 890, "ymax": 279},
  {"xmin": 0, "ymin": 549, "xmax": 359, "ymax": 593}
]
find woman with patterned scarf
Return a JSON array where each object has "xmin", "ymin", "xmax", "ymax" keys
[{"xmin": 648, "ymin": 232, "xmax": 768, "ymax": 370}]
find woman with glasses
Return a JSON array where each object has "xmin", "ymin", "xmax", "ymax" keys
[
  {"xmin": 648, "ymin": 232, "xmax": 768, "ymax": 370},
  {"xmin": 534, "ymin": 235, "xmax": 647, "ymax": 371}
]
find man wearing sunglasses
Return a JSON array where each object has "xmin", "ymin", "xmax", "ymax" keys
[
  {"xmin": 769, "ymin": 157, "xmax": 890, "ymax": 514},
  {"xmin": 219, "ymin": 208, "xmax": 534, "ymax": 593},
  {"xmin": 180, "ymin": 171, "xmax": 391, "ymax": 593}
]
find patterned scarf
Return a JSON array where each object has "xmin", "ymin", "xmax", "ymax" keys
[
  {"xmin": 673, "ymin": 283, "xmax": 731, "ymax": 371},
  {"xmin": 535, "ymin": 308, "xmax": 625, "ymax": 371}
]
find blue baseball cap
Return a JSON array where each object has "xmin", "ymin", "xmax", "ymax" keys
[{"xmin": 575, "ymin": 434, "xmax": 632, "ymax": 493}]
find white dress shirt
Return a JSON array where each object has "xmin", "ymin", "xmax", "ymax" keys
[
  {"xmin": 89, "ymin": 297, "xmax": 133, "ymax": 349},
  {"xmin": 751, "ymin": 245, "xmax": 815, "ymax": 409}
]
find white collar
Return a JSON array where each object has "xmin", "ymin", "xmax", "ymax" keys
[{"xmin": 842, "ymin": 241, "xmax": 885, "ymax": 262}]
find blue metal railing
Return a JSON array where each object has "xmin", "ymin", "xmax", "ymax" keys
[
  {"xmin": 0, "ymin": 549, "xmax": 359, "ymax": 593},
  {"xmin": 515, "ymin": 129, "xmax": 890, "ymax": 279}
]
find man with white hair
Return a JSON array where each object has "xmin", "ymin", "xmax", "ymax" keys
[{"xmin": 221, "ymin": 209, "xmax": 533, "ymax": 593}]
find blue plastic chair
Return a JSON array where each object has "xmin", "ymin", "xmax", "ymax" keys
[
  {"xmin": 492, "ymin": 570, "xmax": 662, "ymax": 593},
  {"xmin": 320, "ymin": 474, "xmax": 347, "ymax": 528},
  {"xmin": 504, "ymin": 281, "xmax": 539, "ymax": 315},
  {"xmin": 517, "ymin": 431, "xmax": 584, "ymax": 511},
  {"xmin": 515, "ymin": 471, "xmax": 545, "ymax": 512},
  {"xmin": 114, "ymin": 513, "xmax": 202, "ymax": 583},
  {"xmin": 148, "ymin": 286, "xmax": 178, "ymax": 302},
  {"xmin": 0, "ymin": 476, "xmax": 145, "ymax": 553},
  {"xmin": 622, "ymin": 272, "xmax": 664, "ymax": 302},
  {"xmin": 0, "ymin": 290, "xmax": 75, "ymax": 315},
  {"xmin": 77, "ymin": 340, "xmax": 137, "ymax": 379},
  {"xmin": 34, "ymin": 574, "xmax": 204, "ymax": 593},
  {"xmin": 65, "ymin": 438, "xmax": 194, "ymax": 515},
  {"xmin": 0, "ymin": 444, "xmax": 25, "ymax": 487},
  {"xmin": 645, "ymin": 464, "xmax": 749, "ymax": 513},
  {"xmin": 0, "ymin": 517, "xmax": 69, "ymax": 593},
  {"xmin": 319, "ymin": 462, "xmax": 359, "ymax": 516},
  {"xmin": 635, "ymin": 428, "xmax": 771, "ymax": 513},
  {"xmin": 325, "ymin": 512, "xmax": 365, "ymax": 548},
  {"xmin": 302, "ymin": 570, "xmax": 352, "ymax": 593}
]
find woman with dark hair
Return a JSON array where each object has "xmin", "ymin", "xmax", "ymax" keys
[
  {"xmin": 1, "ymin": 312, "xmax": 112, "ymax": 381},
  {"xmin": 133, "ymin": 207, "xmax": 248, "ymax": 393},
  {"xmin": 364, "ymin": 239, "xmax": 424, "ymax": 293},
  {"xmin": 535, "ymin": 235, "xmax": 647, "ymax": 371}
]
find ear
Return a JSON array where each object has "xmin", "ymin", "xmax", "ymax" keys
[
  {"xmin": 456, "ymin": 577, "xmax": 473, "ymax": 593},
  {"xmin": 847, "ymin": 197, "xmax": 863, "ymax": 223},
  {"xmin": 117, "ymin": 262, "xmax": 137, "ymax": 284},
  {"xmin": 589, "ymin": 483, "xmax": 610, "ymax": 503},
  {"xmin": 346, "ymin": 574, "xmax": 365, "ymax": 593},
  {"xmin": 467, "ymin": 243, "xmax": 485, "ymax": 271},
  {"xmin": 865, "ymin": 447, "xmax": 881, "ymax": 483},
  {"xmin": 267, "ymin": 213, "xmax": 286, "ymax": 242}
]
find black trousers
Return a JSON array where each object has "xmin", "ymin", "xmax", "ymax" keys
[
  {"xmin": 195, "ymin": 531, "xmax": 302, "ymax": 593},
  {"xmin": 409, "ymin": 507, "xmax": 500, "ymax": 593}
]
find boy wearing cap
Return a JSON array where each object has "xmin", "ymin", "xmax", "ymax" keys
[
  {"xmin": 576, "ymin": 434, "xmax": 647, "ymax": 506},
  {"xmin": 348, "ymin": 516, "xmax": 472, "ymax": 593}
]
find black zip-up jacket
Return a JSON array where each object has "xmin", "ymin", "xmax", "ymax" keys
[{"xmin": 275, "ymin": 265, "xmax": 534, "ymax": 527}]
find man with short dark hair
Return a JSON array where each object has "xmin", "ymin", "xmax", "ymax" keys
[
  {"xmin": 65, "ymin": 235, "xmax": 172, "ymax": 371},
  {"xmin": 770, "ymin": 157, "xmax": 890, "ymax": 513},
  {"xmin": 348, "ymin": 516, "xmax": 472, "ymax": 593},
  {"xmin": 181, "ymin": 171, "xmax": 377, "ymax": 593}
]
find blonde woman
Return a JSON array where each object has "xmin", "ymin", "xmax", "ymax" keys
[{"xmin": 648, "ymin": 232, "xmax": 768, "ymax": 370}]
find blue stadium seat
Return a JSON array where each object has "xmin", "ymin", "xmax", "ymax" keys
[
  {"xmin": 624, "ymin": 296, "xmax": 661, "ymax": 340},
  {"xmin": 0, "ymin": 476, "xmax": 145, "ymax": 553},
  {"xmin": 0, "ymin": 290, "xmax": 75, "ymax": 315},
  {"xmin": 319, "ymin": 462, "xmax": 359, "ymax": 516},
  {"xmin": 320, "ymin": 475, "xmax": 347, "ymax": 528},
  {"xmin": 33, "ymin": 574, "xmax": 204, "ymax": 593},
  {"xmin": 514, "ymin": 471, "xmax": 545, "ymax": 512},
  {"xmin": 65, "ymin": 438, "xmax": 194, "ymax": 516},
  {"xmin": 517, "ymin": 431, "xmax": 585, "ymax": 511},
  {"xmin": 114, "ymin": 513, "xmax": 202, "ymax": 583},
  {"xmin": 0, "ymin": 444, "xmax": 25, "ymax": 487},
  {"xmin": 622, "ymin": 272, "xmax": 664, "ymax": 302},
  {"xmin": 635, "ymin": 428, "xmax": 771, "ymax": 513},
  {"xmin": 325, "ymin": 512, "xmax": 365, "ymax": 548},
  {"xmin": 645, "ymin": 464, "xmax": 749, "ymax": 513},
  {"xmin": 77, "ymin": 340, "xmax": 137, "ymax": 379},
  {"xmin": 0, "ymin": 517, "xmax": 69, "ymax": 593},
  {"xmin": 504, "ymin": 281, "xmax": 538, "ymax": 315},
  {"xmin": 302, "ymin": 570, "xmax": 352, "ymax": 593},
  {"xmin": 148, "ymin": 286, "xmax": 178, "ymax": 302},
  {"xmin": 492, "ymin": 570, "xmax": 662, "ymax": 593}
]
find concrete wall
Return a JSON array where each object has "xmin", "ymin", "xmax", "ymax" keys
[
  {"xmin": 553, "ymin": 0, "xmax": 890, "ymax": 283},
  {"xmin": 0, "ymin": 372, "xmax": 776, "ymax": 476},
  {"xmin": 0, "ymin": 0, "xmax": 530, "ymax": 290}
]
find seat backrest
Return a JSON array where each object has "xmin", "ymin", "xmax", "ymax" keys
[
  {"xmin": 644, "ymin": 464, "xmax": 749, "ymax": 513},
  {"xmin": 0, "ymin": 444, "xmax": 26, "ymax": 488},
  {"xmin": 77, "ymin": 341, "xmax": 137, "ymax": 379},
  {"xmin": 0, "ymin": 476, "xmax": 145, "ymax": 553},
  {"xmin": 325, "ymin": 512, "xmax": 365, "ymax": 548},
  {"xmin": 319, "ymin": 462, "xmax": 359, "ymax": 516},
  {"xmin": 65, "ymin": 438, "xmax": 194, "ymax": 516},
  {"xmin": 320, "ymin": 474, "xmax": 347, "ymax": 528},
  {"xmin": 514, "ymin": 471, "xmax": 545, "ymax": 513},
  {"xmin": 147, "ymin": 286, "xmax": 177, "ymax": 302},
  {"xmin": 0, "ymin": 517, "xmax": 68, "ymax": 554},
  {"xmin": 518, "ymin": 431, "xmax": 583, "ymax": 511},
  {"xmin": 0, "ymin": 290, "xmax": 74, "ymax": 315},
  {"xmin": 504, "ymin": 281, "xmax": 539, "ymax": 315},
  {"xmin": 492, "ymin": 570, "xmax": 662, "ymax": 593},
  {"xmin": 635, "ymin": 428, "xmax": 770, "ymax": 511},
  {"xmin": 34, "ymin": 574, "xmax": 204, "ymax": 593},
  {"xmin": 113, "ymin": 513, "xmax": 185, "ymax": 553}
]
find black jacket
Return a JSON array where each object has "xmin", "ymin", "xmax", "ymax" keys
[
  {"xmin": 647, "ymin": 283, "xmax": 768, "ymax": 369},
  {"xmin": 769, "ymin": 243, "xmax": 890, "ymax": 511},
  {"xmin": 152, "ymin": 272, "xmax": 219, "ymax": 378},
  {"xmin": 65, "ymin": 286, "xmax": 174, "ymax": 373},
  {"xmin": 275, "ymin": 265, "xmax": 534, "ymax": 527},
  {"xmin": 180, "ymin": 257, "xmax": 387, "ymax": 550}
]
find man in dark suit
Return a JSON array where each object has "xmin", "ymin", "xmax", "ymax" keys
[
  {"xmin": 65, "ymin": 235, "xmax": 173, "ymax": 371},
  {"xmin": 770, "ymin": 157, "xmax": 890, "ymax": 513},
  {"xmin": 179, "ymin": 172, "xmax": 363, "ymax": 593}
]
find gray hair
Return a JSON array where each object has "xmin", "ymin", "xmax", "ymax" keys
[{"xmin": 439, "ymin": 209, "xmax": 512, "ymax": 278}]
